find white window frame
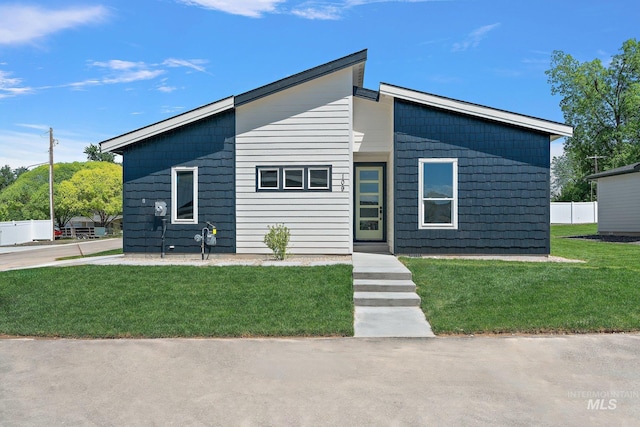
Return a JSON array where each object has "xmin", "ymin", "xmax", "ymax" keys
[
  {"xmin": 257, "ymin": 167, "xmax": 279, "ymax": 190},
  {"xmin": 171, "ymin": 166, "xmax": 198, "ymax": 224},
  {"xmin": 283, "ymin": 168, "xmax": 304, "ymax": 190},
  {"xmin": 308, "ymin": 167, "xmax": 330, "ymax": 190},
  {"xmin": 418, "ymin": 158, "xmax": 458, "ymax": 229}
]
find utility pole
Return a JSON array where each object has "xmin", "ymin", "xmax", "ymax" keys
[
  {"xmin": 587, "ymin": 155, "xmax": 606, "ymax": 202},
  {"xmin": 49, "ymin": 128, "xmax": 55, "ymax": 241}
]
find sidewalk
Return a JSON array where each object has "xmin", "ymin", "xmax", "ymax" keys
[{"xmin": 0, "ymin": 238, "xmax": 123, "ymax": 271}]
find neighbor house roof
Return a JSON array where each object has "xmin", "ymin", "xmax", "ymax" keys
[
  {"xmin": 379, "ymin": 83, "xmax": 573, "ymax": 140},
  {"xmin": 586, "ymin": 162, "xmax": 640, "ymax": 180},
  {"xmin": 101, "ymin": 50, "xmax": 367, "ymax": 154}
]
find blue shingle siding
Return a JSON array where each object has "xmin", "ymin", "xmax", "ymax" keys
[
  {"xmin": 393, "ymin": 100, "xmax": 550, "ymax": 255},
  {"xmin": 121, "ymin": 110, "xmax": 236, "ymax": 254}
]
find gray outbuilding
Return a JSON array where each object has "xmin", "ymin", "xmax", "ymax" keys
[{"xmin": 587, "ymin": 162, "xmax": 640, "ymax": 235}]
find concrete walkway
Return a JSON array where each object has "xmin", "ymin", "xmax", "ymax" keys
[{"xmin": 352, "ymin": 252, "xmax": 434, "ymax": 338}]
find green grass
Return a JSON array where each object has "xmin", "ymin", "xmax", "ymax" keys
[
  {"xmin": 56, "ymin": 248, "xmax": 124, "ymax": 261},
  {"xmin": 403, "ymin": 224, "xmax": 640, "ymax": 335},
  {"xmin": 0, "ymin": 264, "xmax": 353, "ymax": 338}
]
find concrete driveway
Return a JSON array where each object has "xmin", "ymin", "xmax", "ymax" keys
[{"xmin": 1, "ymin": 334, "xmax": 638, "ymax": 426}]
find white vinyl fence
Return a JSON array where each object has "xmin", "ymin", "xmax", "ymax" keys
[
  {"xmin": 0, "ymin": 220, "xmax": 53, "ymax": 246},
  {"xmin": 550, "ymin": 202, "xmax": 598, "ymax": 224}
]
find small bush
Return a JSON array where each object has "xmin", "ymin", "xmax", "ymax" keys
[{"xmin": 263, "ymin": 224, "xmax": 290, "ymax": 260}]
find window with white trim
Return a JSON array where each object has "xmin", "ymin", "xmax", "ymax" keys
[
  {"xmin": 172, "ymin": 166, "xmax": 198, "ymax": 224},
  {"xmin": 308, "ymin": 167, "xmax": 330, "ymax": 190},
  {"xmin": 419, "ymin": 158, "xmax": 457, "ymax": 229},
  {"xmin": 283, "ymin": 168, "xmax": 304, "ymax": 189},
  {"xmin": 258, "ymin": 168, "xmax": 279, "ymax": 190}
]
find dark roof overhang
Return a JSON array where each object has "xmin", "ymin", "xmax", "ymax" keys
[
  {"xmin": 586, "ymin": 162, "xmax": 640, "ymax": 180},
  {"xmin": 235, "ymin": 49, "xmax": 367, "ymax": 107}
]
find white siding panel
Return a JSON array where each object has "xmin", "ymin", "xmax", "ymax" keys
[
  {"xmin": 236, "ymin": 68, "xmax": 354, "ymax": 254},
  {"xmin": 353, "ymin": 95, "xmax": 393, "ymax": 153},
  {"xmin": 598, "ymin": 173, "xmax": 640, "ymax": 233}
]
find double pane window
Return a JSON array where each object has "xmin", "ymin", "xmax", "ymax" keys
[{"xmin": 419, "ymin": 159, "xmax": 457, "ymax": 229}]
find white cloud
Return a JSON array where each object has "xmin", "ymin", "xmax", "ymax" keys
[
  {"xmin": 0, "ymin": 70, "xmax": 33, "ymax": 99},
  {"xmin": 179, "ymin": 0, "xmax": 437, "ymax": 20},
  {"xmin": 452, "ymin": 23, "xmax": 500, "ymax": 52},
  {"xmin": 102, "ymin": 69, "xmax": 165, "ymax": 85},
  {"xmin": 45, "ymin": 58, "xmax": 207, "ymax": 94},
  {"xmin": 16, "ymin": 123, "xmax": 51, "ymax": 132},
  {"xmin": 163, "ymin": 58, "xmax": 208, "ymax": 73},
  {"xmin": 291, "ymin": 0, "xmax": 439, "ymax": 20},
  {"xmin": 63, "ymin": 60, "xmax": 165, "ymax": 89},
  {"xmin": 178, "ymin": 0, "xmax": 285, "ymax": 17},
  {"xmin": 158, "ymin": 84, "xmax": 178, "ymax": 93},
  {"xmin": 0, "ymin": 4, "xmax": 108, "ymax": 45},
  {"xmin": 91, "ymin": 60, "xmax": 144, "ymax": 71},
  {"xmin": 161, "ymin": 106, "xmax": 185, "ymax": 114},
  {"xmin": 291, "ymin": 4, "xmax": 342, "ymax": 19}
]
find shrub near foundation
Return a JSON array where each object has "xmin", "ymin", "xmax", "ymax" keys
[{"xmin": 263, "ymin": 224, "xmax": 290, "ymax": 260}]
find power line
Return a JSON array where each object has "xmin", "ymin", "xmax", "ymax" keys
[{"xmin": 586, "ymin": 155, "xmax": 607, "ymax": 202}]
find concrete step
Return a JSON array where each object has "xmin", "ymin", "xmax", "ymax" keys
[
  {"xmin": 354, "ymin": 292, "xmax": 421, "ymax": 307},
  {"xmin": 353, "ymin": 279, "xmax": 416, "ymax": 293},
  {"xmin": 353, "ymin": 242, "xmax": 390, "ymax": 254},
  {"xmin": 352, "ymin": 268, "xmax": 412, "ymax": 281}
]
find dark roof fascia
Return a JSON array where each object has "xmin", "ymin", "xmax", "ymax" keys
[
  {"xmin": 381, "ymin": 82, "xmax": 573, "ymax": 133},
  {"xmin": 353, "ymin": 86, "xmax": 379, "ymax": 101},
  {"xmin": 235, "ymin": 49, "xmax": 368, "ymax": 107},
  {"xmin": 586, "ymin": 162, "xmax": 640, "ymax": 180},
  {"xmin": 99, "ymin": 96, "xmax": 234, "ymax": 154}
]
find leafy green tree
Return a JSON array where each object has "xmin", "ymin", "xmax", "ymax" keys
[
  {"xmin": 84, "ymin": 143, "xmax": 115, "ymax": 163},
  {"xmin": 55, "ymin": 180, "xmax": 82, "ymax": 228},
  {"xmin": 546, "ymin": 38, "xmax": 640, "ymax": 200},
  {"xmin": 67, "ymin": 162, "xmax": 122, "ymax": 227},
  {"xmin": 0, "ymin": 162, "xmax": 105, "ymax": 225},
  {"xmin": 0, "ymin": 165, "xmax": 50, "ymax": 221},
  {"xmin": 0, "ymin": 165, "xmax": 28, "ymax": 192},
  {"xmin": 551, "ymin": 153, "xmax": 595, "ymax": 201},
  {"xmin": 0, "ymin": 165, "xmax": 15, "ymax": 191}
]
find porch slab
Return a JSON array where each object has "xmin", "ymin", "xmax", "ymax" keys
[{"xmin": 354, "ymin": 307, "xmax": 435, "ymax": 338}]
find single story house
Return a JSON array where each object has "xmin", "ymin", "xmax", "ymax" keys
[
  {"xmin": 100, "ymin": 49, "xmax": 573, "ymax": 256},
  {"xmin": 587, "ymin": 162, "xmax": 640, "ymax": 235}
]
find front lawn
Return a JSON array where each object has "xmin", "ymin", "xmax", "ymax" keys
[
  {"xmin": 0, "ymin": 264, "xmax": 353, "ymax": 338},
  {"xmin": 403, "ymin": 224, "xmax": 640, "ymax": 335}
]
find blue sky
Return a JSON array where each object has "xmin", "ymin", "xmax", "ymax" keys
[{"xmin": 0, "ymin": 0, "xmax": 638, "ymax": 169}]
